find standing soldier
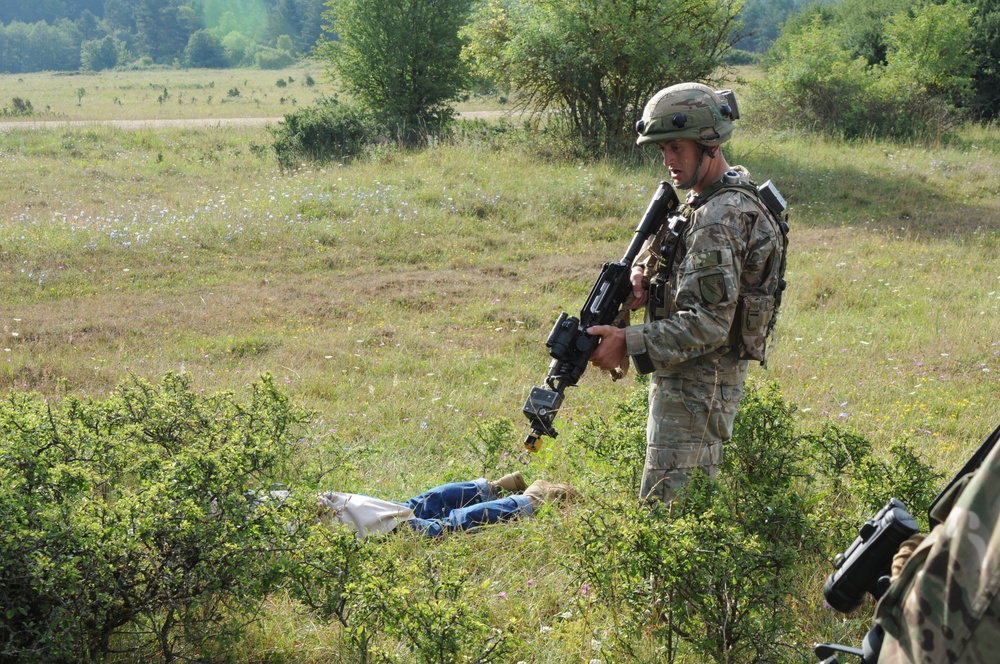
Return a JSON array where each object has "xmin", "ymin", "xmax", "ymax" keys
[{"xmin": 588, "ymin": 82, "xmax": 788, "ymax": 503}]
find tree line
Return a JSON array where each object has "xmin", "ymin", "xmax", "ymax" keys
[
  {"xmin": 755, "ymin": 0, "xmax": 1000, "ymax": 137},
  {"xmin": 0, "ymin": 0, "xmax": 821, "ymax": 75},
  {"xmin": 0, "ymin": 0, "xmax": 325, "ymax": 72},
  {"xmin": 3, "ymin": 0, "xmax": 998, "ymax": 150},
  {"xmin": 274, "ymin": 0, "xmax": 998, "ymax": 162}
]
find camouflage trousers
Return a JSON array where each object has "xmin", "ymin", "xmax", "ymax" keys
[{"xmin": 640, "ymin": 371, "xmax": 746, "ymax": 503}]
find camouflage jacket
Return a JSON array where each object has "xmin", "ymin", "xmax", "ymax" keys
[
  {"xmin": 875, "ymin": 436, "xmax": 1000, "ymax": 663},
  {"xmin": 625, "ymin": 166, "xmax": 781, "ymax": 380}
]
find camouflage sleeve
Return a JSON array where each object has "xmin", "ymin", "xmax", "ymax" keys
[
  {"xmin": 874, "ymin": 439, "xmax": 1000, "ymax": 663},
  {"xmin": 625, "ymin": 198, "xmax": 746, "ymax": 370}
]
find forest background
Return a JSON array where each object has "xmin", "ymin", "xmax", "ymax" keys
[
  {"xmin": 0, "ymin": 0, "xmax": 809, "ymax": 74},
  {"xmin": 2, "ymin": 0, "xmax": 1000, "ymax": 662}
]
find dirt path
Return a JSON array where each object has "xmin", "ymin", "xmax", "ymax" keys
[
  {"xmin": 0, "ymin": 110, "xmax": 510, "ymax": 132},
  {"xmin": 0, "ymin": 117, "xmax": 284, "ymax": 131}
]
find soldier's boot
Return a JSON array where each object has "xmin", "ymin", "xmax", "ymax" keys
[
  {"xmin": 524, "ymin": 480, "xmax": 579, "ymax": 508},
  {"xmin": 489, "ymin": 472, "xmax": 527, "ymax": 496}
]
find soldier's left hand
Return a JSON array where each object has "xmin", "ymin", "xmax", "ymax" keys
[
  {"xmin": 587, "ymin": 325, "xmax": 628, "ymax": 371},
  {"xmin": 629, "ymin": 267, "xmax": 648, "ymax": 309}
]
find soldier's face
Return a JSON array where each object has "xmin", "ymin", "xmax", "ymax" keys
[{"xmin": 658, "ymin": 139, "xmax": 702, "ymax": 189}]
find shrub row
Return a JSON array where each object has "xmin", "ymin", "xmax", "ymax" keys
[{"xmin": 1, "ymin": 375, "xmax": 944, "ymax": 662}]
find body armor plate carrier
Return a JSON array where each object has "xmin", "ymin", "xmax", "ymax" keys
[{"xmin": 649, "ymin": 172, "xmax": 789, "ymax": 367}]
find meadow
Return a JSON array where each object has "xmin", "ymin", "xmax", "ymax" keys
[
  {"xmin": 0, "ymin": 63, "xmax": 503, "ymax": 124},
  {"xmin": 1, "ymin": 67, "xmax": 999, "ymax": 661},
  {"xmin": 0, "ymin": 64, "xmax": 335, "ymax": 122}
]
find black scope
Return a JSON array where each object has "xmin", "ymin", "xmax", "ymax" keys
[{"xmin": 823, "ymin": 498, "xmax": 919, "ymax": 614}]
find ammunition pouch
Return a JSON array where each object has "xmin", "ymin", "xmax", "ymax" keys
[
  {"xmin": 648, "ymin": 275, "xmax": 671, "ymax": 323},
  {"xmin": 731, "ymin": 293, "xmax": 775, "ymax": 364},
  {"xmin": 636, "ymin": 174, "xmax": 789, "ymax": 371}
]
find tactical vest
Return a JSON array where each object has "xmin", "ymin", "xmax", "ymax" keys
[{"xmin": 646, "ymin": 171, "xmax": 789, "ymax": 366}]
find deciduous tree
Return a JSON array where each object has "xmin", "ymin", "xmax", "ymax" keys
[
  {"xmin": 135, "ymin": 0, "xmax": 195, "ymax": 63},
  {"xmin": 462, "ymin": 0, "xmax": 742, "ymax": 154},
  {"xmin": 315, "ymin": 0, "xmax": 472, "ymax": 143},
  {"xmin": 184, "ymin": 28, "xmax": 227, "ymax": 68},
  {"xmin": 757, "ymin": 0, "xmax": 975, "ymax": 139},
  {"xmin": 81, "ymin": 34, "xmax": 119, "ymax": 70},
  {"xmin": 971, "ymin": 0, "xmax": 1000, "ymax": 120}
]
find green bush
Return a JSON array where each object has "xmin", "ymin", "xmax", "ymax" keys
[
  {"xmin": 756, "ymin": 1, "xmax": 975, "ymax": 140},
  {"xmin": 465, "ymin": 417, "xmax": 520, "ymax": 480},
  {"xmin": 754, "ymin": 15, "xmax": 876, "ymax": 137},
  {"xmin": 288, "ymin": 529, "xmax": 517, "ymax": 663},
  {"xmin": 0, "ymin": 373, "xmax": 313, "ymax": 663},
  {"xmin": 285, "ymin": 521, "xmax": 390, "ymax": 661},
  {"xmin": 183, "ymin": 29, "xmax": 227, "ymax": 69},
  {"xmin": 577, "ymin": 374, "xmax": 649, "ymax": 494},
  {"xmin": 80, "ymin": 36, "xmax": 120, "ymax": 72},
  {"xmin": 462, "ymin": 0, "xmax": 741, "ymax": 155},
  {"xmin": 570, "ymin": 382, "xmax": 942, "ymax": 663},
  {"xmin": 971, "ymin": 0, "xmax": 1000, "ymax": 120},
  {"xmin": 1, "ymin": 97, "xmax": 33, "ymax": 117},
  {"xmin": 572, "ymin": 384, "xmax": 824, "ymax": 663},
  {"xmin": 221, "ymin": 31, "xmax": 254, "ymax": 67},
  {"xmin": 270, "ymin": 100, "xmax": 380, "ymax": 168},
  {"xmin": 384, "ymin": 552, "xmax": 516, "ymax": 663},
  {"xmin": 0, "ymin": 368, "xmax": 948, "ymax": 663},
  {"xmin": 806, "ymin": 422, "xmax": 943, "ymax": 531},
  {"xmin": 254, "ymin": 46, "xmax": 296, "ymax": 70},
  {"xmin": 316, "ymin": 0, "xmax": 471, "ymax": 145},
  {"xmin": 724, "ymin": 48, "xmax": 760, "ymax": 66}
]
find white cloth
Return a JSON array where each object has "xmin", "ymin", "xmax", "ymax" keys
[{"xmin": 318, "ymin": 491, "xmax": 414, "ymax": 539}]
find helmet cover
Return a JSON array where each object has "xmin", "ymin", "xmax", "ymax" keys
[{"xmin": 635, "ymin": 82, "xmax": 737, "ymax": 147}]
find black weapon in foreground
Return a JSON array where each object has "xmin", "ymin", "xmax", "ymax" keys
[
  {"xmin": 814, "ymin": 420, "xmax": 1000, "ymax": 663},
  {"xmin": 521, "ymin": 181, "xmax": 680, "ymax": 452}
]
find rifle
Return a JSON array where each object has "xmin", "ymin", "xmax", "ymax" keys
[
  {"xmin": 815, "ymin": 420, "xmax": 1000, "ymax": 663},
  {"xmin": 521, "ymin": 181, "xmax": 680, "ymax": 452}
]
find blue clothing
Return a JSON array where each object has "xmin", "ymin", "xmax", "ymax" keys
[{"xmin": 399, "ymin": 478, "xmax": 534, "ymax": 537}]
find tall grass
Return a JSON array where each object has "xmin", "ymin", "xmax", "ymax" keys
[{"xmin": 2, "ymin": 76, "xmax": 999, "ymax": 660}]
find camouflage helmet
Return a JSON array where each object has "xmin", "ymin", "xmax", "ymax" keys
[{"xmin": 635, "ymin": 83, "xmax": 739, "ymax": 147}]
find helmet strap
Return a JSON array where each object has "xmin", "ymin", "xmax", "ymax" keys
[{"xmin": 677, "ymin": 145, "xmax": 714, "ymax": 190}]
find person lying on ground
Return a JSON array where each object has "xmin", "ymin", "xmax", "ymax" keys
[{"xmin": 314, "ymin": 472, "xmax": 578, "ymax": 539}]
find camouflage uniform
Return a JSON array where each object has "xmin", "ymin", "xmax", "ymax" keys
[
  {"xmin": 625, "ymin": 167, "xmax": 780, "ymax": 502},
  {"xmin": 874, "ymin": 438, "xmax": 1000, "ymax": 663}
]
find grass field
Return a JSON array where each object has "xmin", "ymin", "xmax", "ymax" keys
[
  {"xmin": 0, "ymin": 63, "xmax": 332, "ymax": 121},
  {"xmin": 0, "ymin": 62, "xmax": 507, "ymax": 123},
  {"xmin": 2, "ymin": 66, "xmax": 999, "ymax": 661}
]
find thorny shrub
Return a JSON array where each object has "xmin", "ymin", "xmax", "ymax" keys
[
  {"xmin": 287, "ymin": 529, "xmax": 518, "ymax": 664},
  {"xmin": 569, "ymin": 382, "xmax": 943, "ymax": 663},
  {"xmin": 0, "ymin": 372, "xmax": 314, "ymax": 663}
]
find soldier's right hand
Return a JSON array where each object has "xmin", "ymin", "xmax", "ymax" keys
[{"xmin": 890, "ymin": 534, "xmax": 927, "ymax": 584}]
